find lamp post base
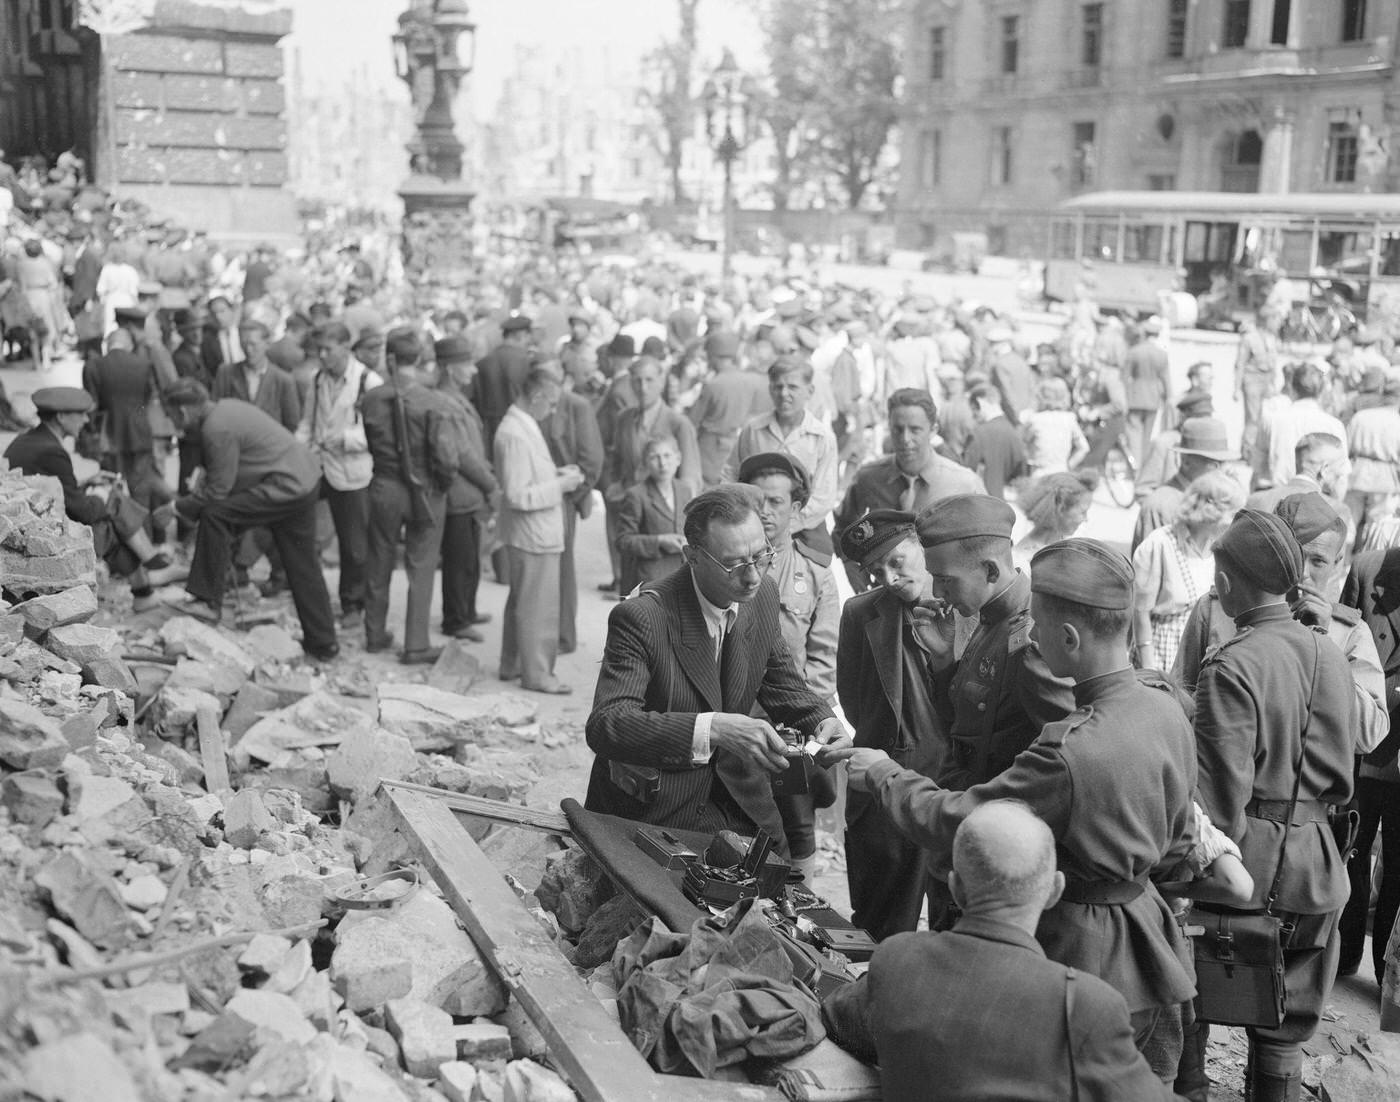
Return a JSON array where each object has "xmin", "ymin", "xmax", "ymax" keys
[{"xmin": 399, "ymin": 175, "xmax": 477, "ymax": 291}]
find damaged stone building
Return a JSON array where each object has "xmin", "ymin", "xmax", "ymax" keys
[{"xmin": 896, "ymin": 0, "xmax": 1400, "ymax": 253}]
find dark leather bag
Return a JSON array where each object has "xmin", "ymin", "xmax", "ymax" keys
[{"xmin": 1192, "ymin": 633, "xmax": 1320, "ymax": 1029}]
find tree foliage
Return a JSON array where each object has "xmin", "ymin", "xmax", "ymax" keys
[
  {"xmin": 757, "ymin": 0, "xmax": 901, "ymax": 210},
  {"xmin": 642, "ymin": 0, "xmax": 701, "ymax": 205}
]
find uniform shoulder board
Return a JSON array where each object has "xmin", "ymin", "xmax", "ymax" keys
[
  {"xmin": 794, "ymin": 540, "xmax": 833, "ymax": 569},
  {"xmin": 1007, "ymin": 611, "xmax": 1034, "ymax": 656},
  {"xmin": 1037, "ymin": 706, "xmax": 1093, "ymax": 748},
  {"xmin": 1331, "ymin": 602, "xmax": 1361, "ymax": 627},
  {"xmin": 1200, "ymin": 626, "xmax": 1251, "ymax": 667}
]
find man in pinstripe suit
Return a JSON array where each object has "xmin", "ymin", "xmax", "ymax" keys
[{"xmin": 584, "ymin": 484, "xmax": 849, "ymax": 855}]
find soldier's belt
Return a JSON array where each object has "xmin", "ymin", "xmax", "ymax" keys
[
  {"xmin": 1059, "ymin": 878, "xmax": 1146, "ymax": 905},
  {"xmin": 1245, "ymin": 798, "xmax": 1330, "ymax": 825}
]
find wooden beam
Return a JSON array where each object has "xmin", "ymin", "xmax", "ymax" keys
[
  {"xmin": 380, "ymin": 780, "xmax": 572, "ymax": 835},
  {"xmin": 195, "ymin": 702, "xmax": 231, "ymax": 795},
  {"xmin": 385, "ymin": 785, "xmax": 780, "ymax": 1102}
]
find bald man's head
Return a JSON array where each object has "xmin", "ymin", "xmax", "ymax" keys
[{"xmin": 951, "ymin": 801, "xmax": 1060, "ymax": 915}]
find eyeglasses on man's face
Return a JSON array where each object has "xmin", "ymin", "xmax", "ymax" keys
[{"xmin": 696, "ymin": 543, "xmax": 776, "ymax": 577}]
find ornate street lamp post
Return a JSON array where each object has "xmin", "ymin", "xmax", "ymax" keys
[
  {"xmin": 703, "ymin": 49, "xmax": 754, "ymax": 281},
  {"xmin": 393, "ymin": 0, "xmax": 478, "ymax": 286}
]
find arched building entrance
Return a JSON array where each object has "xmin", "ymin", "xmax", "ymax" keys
[{"xmin": 1221, "ymin": 129, "xmax": 1263, "ymax": 192}]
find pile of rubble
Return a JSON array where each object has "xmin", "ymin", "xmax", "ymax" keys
[{"xmin": 0, "ymin": 468, "xmax": 606, "ymax": 1102}]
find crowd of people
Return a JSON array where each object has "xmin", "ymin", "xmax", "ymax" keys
[{"xmin": 4, "ymin": 158, "xmax": 1400, "ymax": 1098}]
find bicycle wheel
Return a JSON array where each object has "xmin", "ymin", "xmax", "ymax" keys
[{"xmin": 1103, "ymin": 444, "xmax": 1137, "ymax": 508}]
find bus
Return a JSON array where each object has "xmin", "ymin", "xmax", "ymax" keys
[{"xmin": 1043, "ymin": 190, "xmax": 1400, "ymax": 330}]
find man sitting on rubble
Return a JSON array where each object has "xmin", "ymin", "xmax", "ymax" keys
[
  {"xmin": 3, "ymin": 386, "xmax": 183, "ymax": 610},
  {"xmin": 821, "ymin": 800, "xmax": 1179, "ymax": 1101}
]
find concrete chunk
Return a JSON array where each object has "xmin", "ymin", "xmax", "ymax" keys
[
  {"xmin": 13, "ymin": 585, "xmax": 98, "ymax": 632},
  {"xmin": 503, "ymin": 1060, "xmax": 574, "ymax": 1102},
  {"xmin": 427, "ymin": 641, "xmax": 480, "ymax": 694},
  {"xmin": 226, "ymin": 988, "xmax": 317, "ymax": 1045},
  {"xmin": 453, "ymin": 1022, "xmax": 512, "ymax": 1062},
  {"xmin": 160, "ymin": 616, "xmax": 256, "ymax": 674},
  {"xmin": 43, "ymin": 623, "xmax": 122, "ymax": 666},
  {"xmin": 535, "ymin": 849, "xmax": 614, "ymax": 935},
  {"xmin": 22, "ymin": 1032, "xmax": 141, "ymax": 1102},
  {"xmin": 33, "ymin": 853, "xmax": 131, "ymax": 948},
  {"xmin": 330, "ymin": 917, "xmax": 414, "ymax": 1011},
  {"xmin": 223, "ymin": 788, "xmax": 277, "ymax": 849},
  {"xmin": 1, "ymin": 771, "xmax": 64, "ymax": 826},
  {"xmin": 224, "ymin": 680, "xmax": 282, "ymax": 740},
  {"xmin": 386, "ymin": 997, "xmax": 456, "ymax": 1078},
  {"xmin": 0, "ymin": 699, "xmax": 68, "ymax": 769},
  {"xmin": 438, "ymin": 1061, "xmax": 478, "ymax": 1102},
  {"xmin": 326, "ymin": 723, "xmax": 418, "ymax": 802},
  {"xmin": 246, "ymin": 624, "xmax": 304, "ymax": 664}
]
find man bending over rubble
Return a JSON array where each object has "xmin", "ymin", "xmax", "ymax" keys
[{"xmin": 4, "ymin": 386, "xmax": 184, "ymax": 610}]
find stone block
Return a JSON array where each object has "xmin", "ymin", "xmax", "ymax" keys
[
  {"xmin": 22, "ymin": 1032, "xmax": 142, "ymax": 1102},
  {"xmin": 223, "ymin": 41, "xmax": 285, "ymax": 79},
  {"xmin": 472, "ymin": 1066, "xmax": 505, "ymax": 1102},
  {"xmin": 330, "ymin": 917, "xmax": 414, "ymax": 1011},
  {"xmin": 387, "ymin": 998, "xmax": 456, "ymax": 1079},
  {"xmin": 534, "ymin": 849, "xmax": 614, "ymax": 935},
  {"xmin": 151, "ymin": 684, "xmax": 222, "ymax": 734},
  {"xmin": 453, "ymin": 1023, "xmax": 512, "ymax": 1062},
  {"xmin": 112, "ymin": 71, "xmax": 166, "ymax": 109},
  {"xmin": 44, "ymin": 622, "xmax": 122, "ymax": 666},
  {"xmin": 33, "ymin": 853, "xmax": 132, "ymax": 948},
  {"xmin": 0, "ymin": 612, "xmax": 27, "ymax": 652},
  {"xmin": 427, "ymin": 641, "xmax": 480, "ymax": 695},
  {"xmin": 503, "ymin": 1060, "xmax": 573, "ymax": 1102},
  {"xmin": 150, "ymin": 0, "xmax": 292, "ymax": 36},
  {"xmin": 379, "ymin": 685, "xmax": 538, "ymax": 749},
  {"xmin": 161, "ymin": 73, "xmax": 238, "ymax": 112},
  {"xmin": 242, "ymin": 762, "xmax": 333, "ymax": 814},
  {"xmin": 0, "ymin": 541, "xmax": 98, "ymax": 596},
  {"xmin": 256, "ymin": 870, "xmax": 328, "ymax": 928},
  {"xmin": 105, "ymin": 33, "xmax": 223, "ymax": 75},
  {"xmin": 159, "ymin": 616, "xmax": 256, "ymax": 675},
  {"xmin": 113, "ymin": 146, "xmax": 167, "ymax": 184},
  {"xmin": 67, "ymin": 773, "xmax": 137, "ymax": 823},
  {"xmin": 171, "ymin": 1012, "xmax": 257, "ymax": 1071},
  {"xmin": 1, "ymin": 771, "xmax": 64, "ymax": 826},
  {"xmin": 13, "ymin": 585, "xmax": 98, "ymax": 632},
  {"xmin": 224, "ymin": 680, "xmax": 282, "ymax": 740},
  {"xmin": 326, "ymin": 723, "xmax": 417, "ymax": 802},
  {"xmin": 226, "ymin": 988, "xmax": 316, "ymax": 1045},
  {"xmin": 235, "ymin": 691, "xmax": 376, "ymax": 768},
  {"xmin": 438, "ymin": 1062, "xmax": 478, "ymax": 1102},
  {"xmin": 242, "ymin": 78, "xmax": 286, "ymax": 116},
  {"xmin": 165, "ymin": 654, "xmax": 248, "ymax": 699},
  {"xmin": 238, "ymin": 931, "xmax": 292, "ymax": 976},
  {"xmin": 245, "ymin": 151, "xmax": 289, "ymax": 186},
  {"xmin": 120, "ymin": 873, "xmax": 168, "ymax": 911},
  {"xmin": 255, "ymin": 668, "xmax": 316, "ymax": 707},
  {"xmin": 325, "ymin": 1040, "xmax": 412, "ymax": 1102},
  {"xmin": 0, "ymin": 699, "xmax": 68, "ymax": 769},
  {"xmin": 246, "ymin": 624, "xmax": 303, "ymax": 664},
  {"xmin": 81, "ymin": 654, "xmax": 138, "ymax": 693},
  {"xmin": 497, "ymin": 1000, "xmax": 548, "ymax": 1061},
  {"xmin": 223, "ymin": 788, "xmax": 277, "ymax": 849}
]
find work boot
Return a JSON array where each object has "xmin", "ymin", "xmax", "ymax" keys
[
  {"xmin": 1248, "ymin": 1069, "xmax": 1300, "ymax": 1102},
  {"xmin": 791, "ymin": 854, "xmax": 818, "ymax": 886}
]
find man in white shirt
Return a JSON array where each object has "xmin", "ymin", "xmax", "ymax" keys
[
  {"xmin": 297, "ymin": 321, "xmax": 382, "ymax": 625},
  {"xmin": 494, "ymin": 368, "xmax": 585, "ymax": 694}
]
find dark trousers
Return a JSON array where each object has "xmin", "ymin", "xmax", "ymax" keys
[
  {"xmin": 845, "ymin": 802, "xmax": 932, "ymax": 943},
  {"xmin": 603, "ymin": 493, "xmax": 622, "ymax": 583},
  {"xmin": 364, "ymin": 477, "xmax": 446, "ymax": 654},
  {"xmin": 1341, "ymin": 776, "xmax": 1400, "ymax": 981},
  {"xmin": 116, "ymin": 449, "xmax": 172, "ymax": 540},
  {"xmin": 559, "ymin": 506, "xmax": 579, "ymax": 651},
  {"xmin": 1240, "ymin": 374, "xmax": 1273, "ymax": 471},
  {"xmin": 324, "ymin": 480, "xmax": 370, "ymax": 613},
  {"xmin": 1081, "ymin": 412, "xmax": 1127, "ymax": 470},
  {"xmin": 441, "ymin": 511, "xmax": 483, "ymax": 633},
  {"xmin": 186, "ymin": 488, "xmax": 336, "ymax": 653}
]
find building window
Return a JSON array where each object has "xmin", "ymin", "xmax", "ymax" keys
[
  {"xmin": 1342, "ymin": 0, "xmax": 1367, "ymax": 41},
  {"xmin": 1166, "ymin": 0, "xmax": 1189, "ymax": 57},
  {"xmin": 918, "ymin": 129, "xmax": 942, "ymax": 188},
  {"xmin": 929, "ymin": 26, "xmax": 946, "ymax": 80},
  {"xmin": 1222, "ymin": 0, "xmax": 1250, "ymax": 48},
  {"xmin": 1000, "ymin": 15, "xmax": 1019, "ymax": 74},
  {"xmin": 1270, "ymin": 0, "xmax": 1291, "ymax": 45},
  {"xmin": 993, "ymin": 126, "xmax": 1013, "ymax": 185},
  {"xmin": 1072, "ymin": 121, "xmax": 1097, "ymax": 189},
  {"xmin": 1082, "ymin": 3, "xmax": 1104, "ymax": 67},
  {"xmin": 1328, "ymin": 119, "xmax": 1360, "ymax": 183}
]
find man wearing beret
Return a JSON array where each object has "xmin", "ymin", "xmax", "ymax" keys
[
  {"xmin": 740, "ymin": 453, "xmax": 839, "ymax": 885},
  {"xmin": 4, "ymin": 387, "xmax": 184, "ymax": 610},
  {"xmin": 687, "ymin": 329, "xmax": 771, "ymax": 487},
  {"xmin": 475, "ymin": 314, "xmax": 534, "ymax": 450},
  {"xmin": 1185, "ymin": 510, "xmax": 1356, "ymax": 1101},
  {"xmin": 832, "ymin": 537, "xmax": 1199, "ymax": 1081},
  {"xmin": 834, "ymin": 508, "xmax": 954, "ymax": 938},
  {"xmin": 916, "ymin": 494, "xmax": 1074, "ymax": 792},
  {"xmin": 585, "ymin": 484, "xmax": 848, "ymax": 853},
  {"xmin": 834, "ymin": 389, "xmax": 984, "ymax": 592}
]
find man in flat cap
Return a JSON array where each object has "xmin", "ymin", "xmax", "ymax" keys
[
  {"xmin": 1131, "ymin": 416, "xmax": 1234, "ymax": 552},
  {"xmin": 834, "ymin": 389, "xmax": 984, "ymax": 592},
  {"xmin": 1184, "ymin": 509, "xmax": 1356, "ymax": 1101},
  {"xmin": 740, "ymin": 453, "xmax": 839, "ymax": 885},
  {"xmin": 916, "ymin": 494, "xmax": 1074, "ymax": 792},
  {"xmin": 831, "ymin": 537, "xmax": 1199, "ymax": 1081},
  {"xmin": 687, "ymin": 329, "xmax": 770, "ymax": 488},
  {"xmin": 834, "ymin": 508, "xmax": 953, "ymax": 938},
  {"xmin": 475, "ymin": 314, "xmax": 534, "ymax": 450},
  {"xmin": 4, "ymin": 387, "xmax": 184, "ymax": 610},
  {"xmin": 162, "ymin": 379, "xmax": 338, "ymax": 661},
  {"xmin": 585, "ymin": 484, "xmax": 848, "ymax": 853}
]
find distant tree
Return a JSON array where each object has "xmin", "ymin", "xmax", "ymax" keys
[
  {"xmin": 760, "ymin": 0, "xmax": 900, "ymax": 210},
  {"xmin": 642, "ymin": 0, "xmax": 701, "ymax": 205},
  {"xmin": 755, "ymin": 0, "xmax": 813, "ymax": 212}
]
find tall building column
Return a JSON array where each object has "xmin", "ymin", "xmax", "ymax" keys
[{"xmin": 1259, "ymin": 106, "xmax": 1295, "ymax": 193}]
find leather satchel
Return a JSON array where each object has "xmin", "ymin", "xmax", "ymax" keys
[{"xmin": 1192, "ymin": 632, "xmax": 1320, "ymax": 1029}]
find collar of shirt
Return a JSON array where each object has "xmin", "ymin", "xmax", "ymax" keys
[
  {"xmin": 690, "ymin": 570, "xmax": 735, "ymax": 648},
  {"xmin": 979, "ymin": 570, "xmax": 1030, "ymax": 628},
  {"xmin": 889, "ymin": 452, "xmax": 946, "ymax": 489},
  {"xmin": 757, "ymin": 409, "xmax": 820, "ymax": 443}
]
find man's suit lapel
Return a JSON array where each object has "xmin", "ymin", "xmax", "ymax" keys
[
  {"xmin": 1371, "ymin": 555, "xmax": 1400, "ymax": 672},
  {"xmin": 866, "ymin": 589, "xmax": 904, "ymax": 722},
  {"xmin": 668, "ymin": 575, "xmax": 723, "ymax": 711}
]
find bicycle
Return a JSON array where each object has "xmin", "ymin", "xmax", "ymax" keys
[{"xmin": 1076, "ymin": 412, "xmax": 1138, "ymax": 509}]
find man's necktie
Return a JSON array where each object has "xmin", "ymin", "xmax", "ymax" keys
[
  {"xmin": 899, "ymin": 474, "xmax": 919, "ymax": 512},
  {"xmin": 718, "ymin": 608, "xmax": 742, "ymax": 712}
]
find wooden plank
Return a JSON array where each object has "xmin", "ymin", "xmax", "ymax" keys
[
  {"xmin": 380, "ymin": 780, "xmax": 571, "ymax": 835},
  {"xmin": 386, "ymin": 786, "xmax": 780, "ymax": 1102},
  {"xmin": 195, "ymin": 702, "xmax": 231, "ymax": 794}
]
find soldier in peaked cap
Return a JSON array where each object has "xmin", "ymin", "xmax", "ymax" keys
[
  {"xmin": 688, "ymin": 328, "xmax": 771, "ymax": 487},
  {"xmin": 834, "ymin": 508, "xmax": 954, "ymax": 940},
  {"xmin": 1184, "ymin": 509, "xmax": 1357, "ymax": 1101},
  {"xmin": 831, "ymin": 536, "xmax": 1199, "ymax": 1080},
  {"xmin": 915, "ymin": 494, "xmax": 1074, "ymax": 793}
]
